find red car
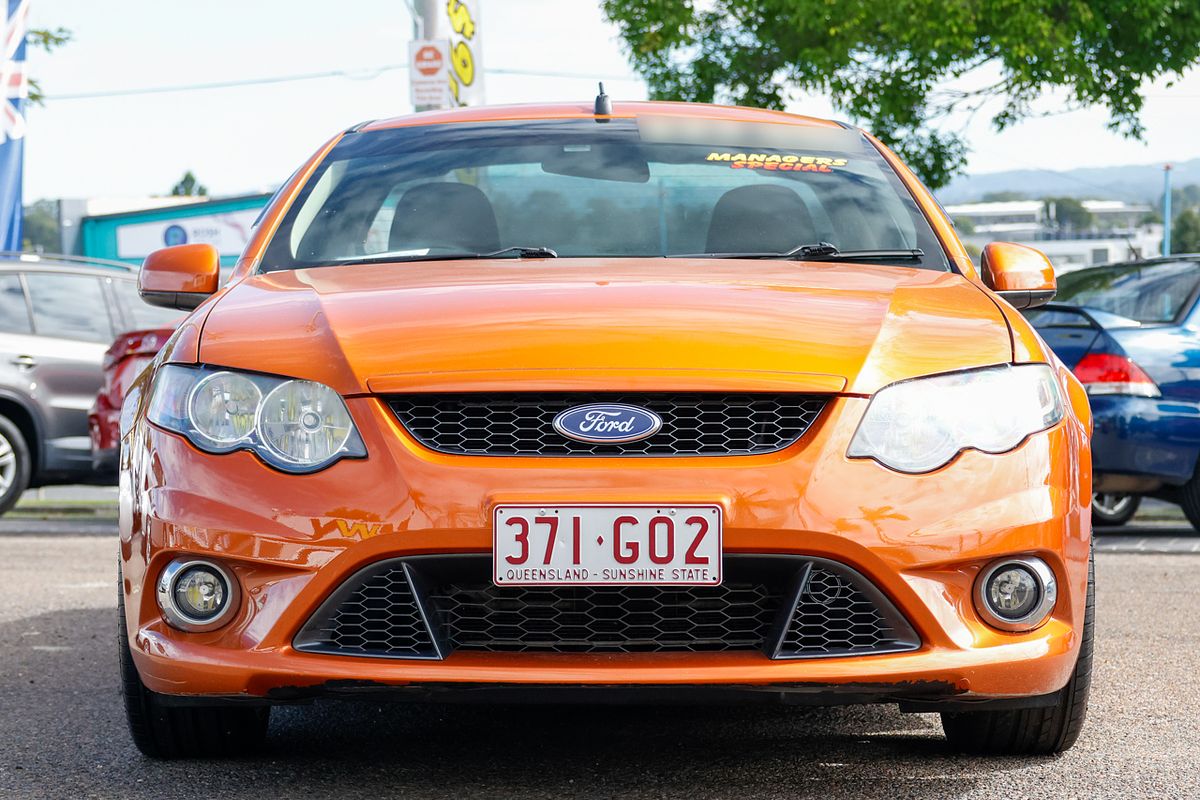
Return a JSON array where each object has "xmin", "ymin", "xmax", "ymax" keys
[{"xmin": 88, "ymin": 327, "xmax": 175, "ymax": 473}]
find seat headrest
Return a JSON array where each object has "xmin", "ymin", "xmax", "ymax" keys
[
  {"xmin": 390, "ymin": 183, "xmax": 501, "ymax": 254},
  {"xmin": 705, "ymin": 184, "xmax": 816, "ymax": 255}
]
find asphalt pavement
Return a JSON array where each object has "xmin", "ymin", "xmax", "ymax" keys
[{"xmin": 1, "ymin": 515, "xmax": 1198, "ymax": 799}]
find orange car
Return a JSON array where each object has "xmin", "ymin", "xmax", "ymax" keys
[{"xmin": 118, "ymin": 96, "xmax": 1093, "ymax": 759}]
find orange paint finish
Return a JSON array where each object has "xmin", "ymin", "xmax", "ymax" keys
[
  {"xmin": 122, "ymin": 381, "xmax": 1089, "ymax": 698},
  {"xmin": 196, "ymin": 261, "xmax": 1012, "ymax": 398},
  {"xmin": 359, "ymin": 100, "xmax": 847, "ymax": 133},
  {"xmin": 122, "ymin": 101, "xmax": 1091, "ymax": 708},
  {"xmin": 139, "ymin": 243, "xmax": 220, "ymax": 295},
  {"xmin": 981, "ymin": 242, "xmax": 1057, "ymax": 293}
]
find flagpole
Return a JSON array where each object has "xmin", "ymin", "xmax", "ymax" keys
[{"xmin": 0, "ymin": 0, "xmax": 30, "ymax": 251}]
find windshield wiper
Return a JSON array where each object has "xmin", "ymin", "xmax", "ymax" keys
[
  {"xmin": 672, "ymin": 243, "xmax": 925, "ymax": 263},
  {"xmin": 478, "ymin": 246, "xmax": 559, "ymax": 259},
  {"xmin": 311, "ymin": 245, "xmax": 559, "ymax": 268}
]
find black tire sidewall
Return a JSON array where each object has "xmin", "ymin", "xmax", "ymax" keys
[{"xmin": 0, "ymin": 414, "xmax": 32, "ymax": 515}]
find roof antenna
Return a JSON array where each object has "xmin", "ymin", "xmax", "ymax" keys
[{"xmin": 594, "ymin": 82, "xmax": 613, "ymax": 117}]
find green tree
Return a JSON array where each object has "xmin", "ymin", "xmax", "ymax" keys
[
  {"xmin": 1172, "ymin": 184, "xmax": 1200, "ymax": 213},
  {"xmin": 26, "ymin": 27, "xmax": 71, "ymax": 105},
  {"xmin": 1172, "ymin": 208, "xmax": 1200, "ymax": 254},
  {"xmin": 21, "ymin": 199, "xmax": 59, "ymax": 252},
  {"xmin": 1044, "ymin": 197, "xmax": 1095, "ymax": 231},
  {"xmin": 980, "ymin": 191, "xmax": 1029, "ymax": 202},
  {"xmin": 951, "ymin": 216, "xmax": 976, "ymax": 234},
  {"xmin": 601, "ymin": 0, "xmax": 1200, "ymax": 188},
  {"xmin": 170, "ymin": 171, "xmax": 208, "ymax": 197}
]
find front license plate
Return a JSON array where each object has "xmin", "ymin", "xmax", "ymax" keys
[{"xmin": 493, "ymin": 504, "xmax": 723, "ymax": 586}]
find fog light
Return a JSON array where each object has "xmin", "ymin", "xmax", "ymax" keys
[
  {"xmin": 974, "ymin": 557, "xmax": 1057, "ymax": 632},
  {"xmin": 156, "ymin": 559, "xmax": 239, "ymax": 631}
]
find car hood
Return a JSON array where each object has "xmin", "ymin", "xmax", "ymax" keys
[{"xmin": 197, "ymin": 259, "xmax": 1013, "ymax": 396}]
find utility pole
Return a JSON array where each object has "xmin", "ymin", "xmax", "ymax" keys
[
  {"xmin": 406, "ymin": 0, "xmax": 444, "ymax": 112},
  {"xmin": 1163, "ymin": 164, "xmax": 1173, "ymax": 256}
]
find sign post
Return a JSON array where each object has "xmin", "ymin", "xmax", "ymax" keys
[{"xmin": 408, "ymin": 38, "xmax": 451, "ymax": 110}]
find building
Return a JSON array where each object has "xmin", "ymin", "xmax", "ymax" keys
[
  {"xmin": 943, "ymin": 199, "xmax": 1161, "ymax": 273},
  {"xmin": 73, "ymin": 193, "xmax": 272, "ymax": 268},
  {"xmin": 943, "ymin": 200, "xmax": 1046, "ymax": 238}
]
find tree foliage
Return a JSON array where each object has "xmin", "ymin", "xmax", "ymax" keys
[
  {"xmin": 1173, "ymin": 208, "xmax": 1200, "ymax": 254},
  {"xmin": 1044, "ymin": 197, "xmax": 1095, "ymax": 230},
  {"xmin": 980, "ymin": 191, "xmax": 1029, "ymax": 202},
  {"xmin": 601, "ymin": 0, "xmax": 1200, "ymax": 188},
  {"xmin": 171, "ymin": 171, "xmax": 208, "ymax": 197},
  {"xmin": 21, "ymin": 199, "xmax": 59, "ymax": 252},
  {"xmin": 26, "ymin": 27, "xmax": 71, "ymax": 105}
]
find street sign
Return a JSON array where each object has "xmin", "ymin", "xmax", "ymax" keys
[{"xmin": 409, "ymin": 38, "xmax": 451, "ymax": 108}]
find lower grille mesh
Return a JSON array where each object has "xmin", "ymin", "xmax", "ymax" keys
[
  {"xmin": 428, "ymin": 583, "xmax": 780, "ymax": 653},
  {"xmin": 776, "ymin": 564, "xmax": 916, "ymax": 658},
  {"xmin": 294, "ymin": 556, "xmax": 919, "ymax": 660}
]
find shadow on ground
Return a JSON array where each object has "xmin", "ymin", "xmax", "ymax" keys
[{"xmin": 0, "ymin": 608, "xmax": 1050, "ymax": 799}]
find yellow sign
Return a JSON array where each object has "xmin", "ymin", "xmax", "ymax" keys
[
  {"xmin": 705, "ymin": 152, "xmax": 848, "ymax": 172},
  {"xmin": 445, "ymin": 0, "xmax": 484, "ymax": 106}
]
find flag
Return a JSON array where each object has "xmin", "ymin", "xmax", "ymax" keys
[{"xmin": 0, "ymin": 0, "xmax": 29, "ymax": 251}]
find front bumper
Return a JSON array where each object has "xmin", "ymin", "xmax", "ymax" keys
[{"xmin": 120, "ymin": 393, "xmax": 1091, "ymax": 704}]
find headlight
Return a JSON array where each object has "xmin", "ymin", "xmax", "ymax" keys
[
  {"xmin": 147, "ymin": 364, "xmax": 367, "ymax": 473},
  {"xmin": 847, "ymin": 364, "xmax": 1064, "ymax": 474}
]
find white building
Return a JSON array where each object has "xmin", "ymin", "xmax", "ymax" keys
[{"xmin": 942, "ymin": 199, "xmax": 1161, "ymax": 273}]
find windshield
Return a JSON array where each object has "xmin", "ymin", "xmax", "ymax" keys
[
  {"xmin": 262, "ymin": 118, "xmax": 947, "ymax": 270},
  {"xmin": 1055, "ymin": 260, "xmax": 1200, "ymax": 324}
]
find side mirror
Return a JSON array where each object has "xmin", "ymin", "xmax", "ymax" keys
[
  {"xmin": 980, "ymin": 242, "xmax": 1056, "ymax": 310},
  {"xmin": 139, "ymin": 243, "xmax": 221, "ymax": 310}
]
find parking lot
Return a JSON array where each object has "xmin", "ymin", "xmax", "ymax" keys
[{"xmin": 1, "ymin": 503, "xmax": 1197, "ymax": 799}]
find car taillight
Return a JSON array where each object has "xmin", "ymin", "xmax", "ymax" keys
[{"xmin": 1074, "ymin": 353, "xmax": 1161, "ymax": 397}]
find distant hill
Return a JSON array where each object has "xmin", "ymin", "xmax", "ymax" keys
[{"xmin": 936, "ymin": 158, "xmax": 1200, "ymax": 205}]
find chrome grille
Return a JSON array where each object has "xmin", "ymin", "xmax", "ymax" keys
[
  {"xmin": 387, "ymin": 393, "xmax": 827, "ymax": 456},
  {"xmin": 293, "ymin": 555, "xmax": 919, "ymax": 660}
]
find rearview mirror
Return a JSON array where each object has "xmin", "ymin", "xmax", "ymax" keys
[
  {"xmin": 980, "ymin": 242, "xmax": 1056, "ymax": 310},
  {"xmin": 139, "ymin": 243, "xmax": 221, "ymax": 310}
]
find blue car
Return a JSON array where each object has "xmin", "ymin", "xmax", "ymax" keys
[{"xmin": 1026, "ymin": 256, "xmax": 1200, "ymax": 528}]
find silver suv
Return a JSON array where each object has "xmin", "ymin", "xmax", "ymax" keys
[{"xmin": 0, "ymin": 253, "xmax": 179, "ymax": 514}]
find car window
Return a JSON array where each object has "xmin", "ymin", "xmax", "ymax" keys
[
  {"xmin": 1023, "ymin": 308, "xmax": 1096, "ymax": 328},
  {"xmin": 24, "ymin": 273, "xmax": 114, "ymax": 343},
  {"xmin": 0, "ymin": 274, "xmax": 31, "ymax": 334},
  {"xmin": 111, "ymin": 278, "xmax": 183, "ymax": 334},
  {"xmin": 1055, "ymin": 261, "xmax": 1200, "ymax": 324},
  {"xmin": 264, "ymin": 118, "xmax": 947, "ymax": 270}
]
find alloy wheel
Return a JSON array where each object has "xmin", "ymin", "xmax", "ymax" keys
[{"xmin": 0, "ymin": 429, "xmax": 15, "ymax": 495}]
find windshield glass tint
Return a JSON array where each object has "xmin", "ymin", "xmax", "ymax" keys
[
  {"xmin": 1055, "ymin": 261, "xmax": 1200, "ymax": 323},
  {"xmin": 263, "ymin": 118, "xmax": 946, "ymax": 270}
]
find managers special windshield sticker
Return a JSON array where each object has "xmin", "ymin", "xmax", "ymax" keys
[{"xmin": 705, "ymin": 152, "xmax": 848, "ymax": 172}]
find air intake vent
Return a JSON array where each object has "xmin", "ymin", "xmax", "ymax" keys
[{"xmin": 294, "ymin": 555, "xmax": 919, "ymax": 660}]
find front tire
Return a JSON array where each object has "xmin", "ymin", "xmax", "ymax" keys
[
  {"xmin": 0, "ymin": 413, "xmax": 32, "ymax": 517},
  {"xmin": 941, "ymin": 546, "xmax": 1094, "ymax": 755},
  {"xmin": 118, "ymin": 574, "xmax": 269, "ymax": 758},
  {"xmin": 1178, "ymin": 473, "xmax": 1200, "ymax": 533},
  {"xmin": 1091, "ymin": 493, "xmax": 1140, "ymax": 527}
]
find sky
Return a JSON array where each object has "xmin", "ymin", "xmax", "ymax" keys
[{"xmin": 21, "ymin": 0, "xmax": 1200, "ymax": 201}]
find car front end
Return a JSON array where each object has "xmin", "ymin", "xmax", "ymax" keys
[{"xmin": 117, "ymin": 102, "xmax": 1093, "ymax": 758}]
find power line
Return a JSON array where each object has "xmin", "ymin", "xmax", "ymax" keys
[{"xmin": 43, "ymin": 65, "xmax": 643, "ymax": 101}]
